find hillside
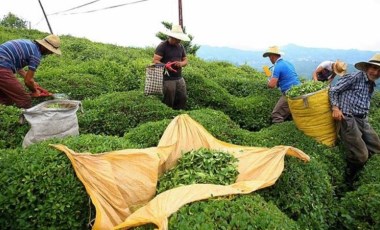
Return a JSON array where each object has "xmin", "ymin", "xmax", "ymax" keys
[
  {"xmin": 1, "ymin": 26, "xmax": 380, "ymax": 229},
  {"xmin": 198, "ymin": 44, "xmax": 377, "ymax": 78}
]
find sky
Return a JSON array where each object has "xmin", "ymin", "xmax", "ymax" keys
[{"xmin": 1, "ymin": 0, "xmax": 380, "ymax": 52}]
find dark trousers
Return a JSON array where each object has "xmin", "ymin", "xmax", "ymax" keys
[
  {"xmin": 0, "ymin": 68, "xmax": 32, "ymax": 109},
  {"xmin": 162, "ymin": 78, "xmax": 187, "ymax": 110},
  {"xmin": 339, "ymin": 116, "xmax": 380, "ymax": 185},
  {"xmin": 271, "ymin": 95, "xmax": 290, "ymax": 123},
  {"xmin": 339, "ymin": 116, "xmax": 380, "ymax": 165}
]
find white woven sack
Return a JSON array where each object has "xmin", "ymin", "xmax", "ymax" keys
[
  {"xmin": 22, "ymin": 100, "xmax": 82, "ymax": 148},
  {"xmin": 144, "ymin": 64, "xmax": 164, "ymax": 95}
]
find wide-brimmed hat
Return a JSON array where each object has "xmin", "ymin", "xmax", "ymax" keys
[
  {"xmin": 162, "ymin": 25, "xmax": 190, "ymax": 42},
  {"xmin": 36, "ymin": 34, "xmax": 61, "ymax": 55},
  {"xmin": 262, "ymin": 46, "xmax": 284, "ymax": 57},
  {"xmin": 333, "ymin": 60, "xmax": 347, "ymax": 76},
  {"xmin": 355, "ymin": 53, "xmax": 380, "ymax": 71}
]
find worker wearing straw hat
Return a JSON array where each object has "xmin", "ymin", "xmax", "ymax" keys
[
  {"xmin": 263, "ymin": 45, "xmax": 301, "ymax": 123},
  {"xmin": 0, "ymin": 34, "xmax": 61, "ymax": 108},
  {"xmin": 312, "ymin": 60, "xmax": 347, "ymax": 83},
  {"xmin": 153, "ymin": 25, "xmax": 190, "ymax": 110},
  {"xmin": 329, "ymin": 53, "xmax": 380, "ymax": 187}
]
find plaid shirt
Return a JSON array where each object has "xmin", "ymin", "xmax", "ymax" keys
[{"xmin": 329, "ymin": 71, "xmax": 375, "ymax": 115}]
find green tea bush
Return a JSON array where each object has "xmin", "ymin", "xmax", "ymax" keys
[
  {"xmin": 42, "ymin": 73, "xmax": 109, "ymax": 100},
  {"xmin": 369, "ymin": 107, "xmax": 380, "ymax": 133},
  {"xmin": 243, "ymin": 121, "xmax": 346, "ymax": 192},
  {"xmin": 187, "ymin": 109, "xmax": 250, "ymax": 144},
  {"xmin": 0, "ymin": 134, "xmax": 134, "ymax": 229},
  {"xmin": 124, "ymin": 119, "xmax": 171, "ymax": 148},
  {"xmin": 215, "ymin": 76, "xmax": 270, "ymax": 97},
  {"xmin": 355, "ymin": 154, "xmax": 380, "ymax": 187},
  {"xmin": 227, "ymin": 95, "xmax": 276, "ymax": 131},
  {"xmin": 168, "ymin": 194, "xmax": 300, "ymax": 230},
  {"xmin": 338, "ymin": 184, "xmax": 380, "ymax": 229},
  {"xmin": 0, "ymin": 104, "xmax": 29, "ymax": 149},
  {"xmin": 184, "ymin": 67, "xmax": 233, "ymax": 110},
  {"xmin": 78, "ymin": 91, "xmax": 178, "ymax": 136},
  {"xmin": 0, "ymin": 144, "xmax": 88, "ymax": 229},
  {"xmin": 257, "ymin": 157, "xmax": 336, "ymax": 229}
]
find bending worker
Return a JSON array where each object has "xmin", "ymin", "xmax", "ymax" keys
[{"xmin": 0, "ymin": 34, "xmax": 61, "ymax": 108}]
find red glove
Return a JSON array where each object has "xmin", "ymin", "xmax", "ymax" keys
[
  {"xmin": 31, "ymin": 84, "xmax": 53, "ymax": 97},
  {"xmin": 164, "ymin": 61, "xmax": 177, "ymax": 73}
]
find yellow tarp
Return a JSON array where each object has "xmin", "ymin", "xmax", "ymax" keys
[
  {"xmin": 287, "ymin": 88, "xmax": 337, "ymax": 146},
  {"xmin": 53, "ymin": 114, "xmax": 310, "ymax": 230}
]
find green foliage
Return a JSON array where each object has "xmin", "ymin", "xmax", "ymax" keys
[
  {"xmin": 257, "ymin": 157, "xmax": 336, "ymax": 229},
  {"xmin": 355, "ymin": 155, "xmax": 380, "ymax": 187},
  {"xmin": 0, "ymin": 104, "xmax": 29, "ymax": 149},
  {"xmin": 0, "ymin": 145, "xmax": 88, "ymax": 229},
  {"xmin": 215, "ymin": 75, "xmax": 269, "ymax": 97},
  {"xmin": 0, "ymin": 134, "xmax": 134, "ymax": 229},
  {"xmin": 338, "ymin": 184, "xmax": 380, "ymax": 229},
  {"xmin": 185, "ymin": 66, "xmax": 232, "ymax": 110},
  {"xmin": 287, "ymin": 80, "xmax": 329, "ymax": 98},
  {"xmin": 124, "ymin": 119, "xmax": 171, "ymax": 148},
  {"xmin": 187, "ymin": 109, "xmax": 250, "ymax": 144},
  {"xmin": 78, "ymin": 91, "xmax": 179, "ymax": 136},
  {"xmin": 0, "ymin": 13, "xmax": 27, "ymax": 29},
  {"xmin": 227, "ymin": 96, "xmax": 275, "ymax": 131},
  {"xmin": 156, "ymin": 148, "xmax": 239, "ymax": 194},
  {"xmin": 243, "ymin": 121, "xmax": 346, "ymax": 189},
  {"xmin": 168, "ymin": 194, "xmax": 300, "ymax": 230}
]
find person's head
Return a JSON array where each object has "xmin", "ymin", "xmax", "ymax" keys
[
  {"xmin": 162, "ymin": 25, "xmax": 190, "ymax": 45},
  {"xmin": 263, "ymin": 46, "xmax": 283, "ymax": 64},
  {"xmin": 354, "ymin": 53, "xmax": 380, "ymax": 81},
  {"xmin": 333, "ymin": 60, "xmax": 347, "ymax": 76},
  {"xmin": 35, "ymin": 34, "xmax": 62, "ymax": 55}
]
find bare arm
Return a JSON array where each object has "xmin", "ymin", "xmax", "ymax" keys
[
  {"xmin": 153, "ymin": 54, "xmax": 163, "ymax": 64},
  {"xmin": 267, "ymin": 77, "xmax": 278, "ymax": 89},
  {"xmin": 23, "ymin": 70, "xmax": 37, "ymax": 93},
  {"xmin": 174, "ymin": 56, "xmax": 188, "ymax": 68},
  {"xmin": 312, "ymin": 66, "xmax": 324, "ymax": 81}
]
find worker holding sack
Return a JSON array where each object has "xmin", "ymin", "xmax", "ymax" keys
[
  {"xmin": 0, "ymin": 34, "xmax": 61, "ymax": 109},
  {"xmin": 263, "ymin": 46, "xmax": 301, "ymax": 123},
  {"xmin": 153, "ymin": 25, "xmax": 190, "ymax": 110},
  {"xmin": 312, "ymin": 60, "xmax": 347, "ymax": 83},
  {"xmin": 329, "ymin": 53, "xmax": 380, "ymax": 186}
]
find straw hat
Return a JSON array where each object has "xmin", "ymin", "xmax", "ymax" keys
[
  {"xmin": 262, "ymin": 46, "xmax": 284, "ymax": 57},
  {"xmin": 162, "ymin": 25, "xmax": 190, "ymax": 42},
  {"xmin": 355, "ymin": 53, "xmax": 380, "ymax": 71},
  {"xmin": 333, "ymin": 60, "xmax": 347, "ymax": 76},
  {"xmin": 36, "ymin": 34, "xmax": 61, "ymax": 55}
]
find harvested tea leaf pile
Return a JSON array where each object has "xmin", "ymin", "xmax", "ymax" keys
[
  {"xmin": 43, "ymin": 102, "xmax": 76, "ymax": 110},
  {"xmin": 287, "ymin": 80, "xmax": 329, "ymax": 98},
  {"xmin": 156, "ymin": 148, "xmax": 239, "ymax": 194}
]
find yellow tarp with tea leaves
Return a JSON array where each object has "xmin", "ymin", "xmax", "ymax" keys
[
  {"xmin": 288, "ymin": 88, "xmax": 337, "ymax": 146},
  {"xmin": 53, "ymin": 114, "xmax": 310, "ymax": 230}
]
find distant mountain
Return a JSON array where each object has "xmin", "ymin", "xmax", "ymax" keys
[{"xmin": 197, "ymin": 44, "xmax": 377, "ymax": 79}]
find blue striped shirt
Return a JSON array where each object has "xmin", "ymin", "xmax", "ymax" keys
[
  {"xmin": 0, "ymin": 39, "xmax": 41, "ymax": 73},
  {"xmin": 329, "ymin": 71, "xmax": 375, "ymax": 115}
]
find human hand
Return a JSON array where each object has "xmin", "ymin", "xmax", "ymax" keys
[
  {"xmin": 332, "ymin": 107, "xmax": 344, "ymax": 121},
  {"xmin": 165, "ymin": 62, "xmax": 177, "ymax": 72},
  {"xmin": 173, "ymin": 61, "xmax": 182, "ymax": 68},
  {"xmin": 30, "ymin": 89, "xmax": 41, "ymax": 98}
]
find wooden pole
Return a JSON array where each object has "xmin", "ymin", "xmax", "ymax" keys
[
  {"xmin": 178, "ymin": 0, "xmax": 183, "ymax": 28},
  {"xmin": 38, "ymin": 0, "xmax": 53, "ymax": 34}
]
